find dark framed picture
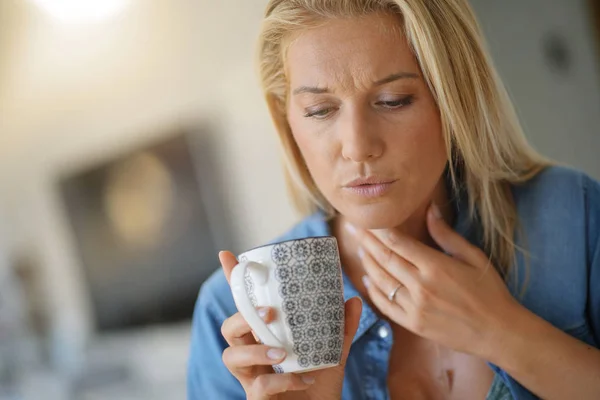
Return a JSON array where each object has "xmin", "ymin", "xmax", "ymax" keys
[{"xmin": 59, "ymin": 133, "xmax": 218, "ymax": 332}]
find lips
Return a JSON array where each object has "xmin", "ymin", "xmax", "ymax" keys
[
  {"xmin": 343, "ymin": 176, "xmax": 397, "ymax": 198},
  {"xmin": 344, "ymin": 176, "xmax": 396, "ymax": 188}
]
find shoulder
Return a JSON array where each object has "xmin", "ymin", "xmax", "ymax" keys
[
  {"xmin": 512, "ymin": 165, "xmax": 587, "ymax": 202},
  {"xmin": 511, "ymin": 165, "xmax": 596, "ymax": 225},
  {"xmin": 512, "ymin": 164, "xmax": 600, "ymax": 228},
  {"xmin": 582, "ymin": 170, "xmax": 600, "ymax": 257},
  {"xmin": 510, "ymin": 164, "xmax": 600, "ymax": 247},
  {"xmin": 508, "ymin": 165, "xmax": 600, "ymax": 331}
]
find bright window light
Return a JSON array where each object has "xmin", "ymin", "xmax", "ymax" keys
[{"xmin": 29, "ymin": 0, "xmax": 131, "ymax": 24}]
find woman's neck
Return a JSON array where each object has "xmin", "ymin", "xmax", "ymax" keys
[{"xmin": 331, "ymin": 176, "xmax": 455, "ymax": 280}]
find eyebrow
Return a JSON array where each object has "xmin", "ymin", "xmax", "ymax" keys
[
  {"xmin": 374, "ymin": 72, "xmax": 419, "ymax": 86},
  {"xmin": 292, "ymin": 71, "xmax": 420, "ymax": 95}
]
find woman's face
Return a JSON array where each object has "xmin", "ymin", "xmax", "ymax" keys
[{"xmin": 286, "ymin": 13, "xmax": 448, "ymax": 229}]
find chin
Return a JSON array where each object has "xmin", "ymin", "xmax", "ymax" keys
[{"xmin": 340, "ymin": 202, "xmax": 411, "ymax": 230}]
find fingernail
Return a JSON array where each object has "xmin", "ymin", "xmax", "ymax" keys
[
  {"xmin": 345, "ymin": 222, "xmax": 357, "ymax": 235},
  {"xmin": 258, "ymin": 307, "xmax": 268, "ymax": 319},
  {"xmin": 430, "ymin": 202, "xmax": 442, "ymax": 219},
  {"xmin": 301, "ymin": 375, "xmax": 315, "ymax": 385},
  {"xmin": 267, "ymin": 348, "xmax": 286, "ymax": 360},
  {"xmin": 357, "ymin": 247, "xmax": 364, "ymax": 259},
  {"xmin": 361, "ymin": 275, "xmax": 370, "ymax": 289}
]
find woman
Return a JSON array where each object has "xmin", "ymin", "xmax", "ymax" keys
[{"xmin": 188, "ymin": 0, "xmax": 600, "ymax": 399}]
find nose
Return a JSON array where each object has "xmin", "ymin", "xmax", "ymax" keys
[{"xmin": 339, "ymin": 106, "xmax": 384, "ymax": 162}]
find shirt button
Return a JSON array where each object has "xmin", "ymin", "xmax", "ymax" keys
[{"xmin": 377, "ymin": 325, "xmax": 389, "ymax": 339}]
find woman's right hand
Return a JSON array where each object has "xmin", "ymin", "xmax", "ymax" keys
[{"xmin": 219, "ymin": 251, "xmax": 362, "ymax": 400}]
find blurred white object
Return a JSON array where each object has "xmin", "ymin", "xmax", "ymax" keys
[{"xmin": 27, "ymin": 0, "xmax": 131, "ymax": 24}]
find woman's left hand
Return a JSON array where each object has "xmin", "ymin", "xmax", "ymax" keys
[{"xmin": 346, "ymin": 202, "xmax": 522, "ymax": 357}]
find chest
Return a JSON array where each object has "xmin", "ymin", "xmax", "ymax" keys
[{"xmin": 387, "ymin": 326, "xmax": 495, "ymax": 400}]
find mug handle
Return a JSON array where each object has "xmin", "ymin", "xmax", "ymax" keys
[{"xmin": 230, "ymin": 261, "xmax": 284, "ymax": 348}]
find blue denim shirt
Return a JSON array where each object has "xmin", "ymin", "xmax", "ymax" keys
[{"xmin": 187, "ymin": 166, "xmax": 600, "ymax": 400}]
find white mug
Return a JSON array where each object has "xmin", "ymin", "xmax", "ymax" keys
[{"xmin": 230, "ymin": 236, "xmax": 345, "ymax": 374}]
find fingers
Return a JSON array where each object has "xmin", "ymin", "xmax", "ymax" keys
[
  {"xmin": 359, "ymin": 249, "xmax": 411, "ymax": 308},
  {"xmin": 222, "ymin": 344, "xmax": 287, "ymax": 371},
  {"xmin": 222, "ymin": 308, "xmax": 275, "ymax": 346},
  {"xmin": 358, "ymin": 242, "xmax": 418, "ymax": 293},
  {"xmin": 222, "ymin": 344, "xmax": 316, "ymax": 397},
  {"xmin": 347, "ymin": 227, "xmax": 419, "ymax": 291},
  {"xmin": 362, "ymin": 275, "xmax": 409, "ymax": 326},
  {"xmin": 426, "ymin": 203, "xmax": 488, "ymax": 268},
  {"xmin": 220, "ymin": 307, "xmax": 316, "ymax": 397},
  {"xmin": 251, "ymin": 372, "xmax": 316, "ymax": 396},
  {"xmin": 219, "ymin": 250, "xmax": 239, "ymax": 283}
]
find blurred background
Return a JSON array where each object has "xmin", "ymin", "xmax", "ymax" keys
[{"xmin": 0, "ymin": 0, "xmax": 600, "ymax": 399}]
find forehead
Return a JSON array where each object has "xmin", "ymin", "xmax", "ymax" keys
[{"xmin": 286, "ymin": 13, "xmax": 419, "ymax": 90}]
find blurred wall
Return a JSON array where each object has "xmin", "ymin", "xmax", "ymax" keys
[
  {"xmin": 470, "ymin": 0, "xmax": 600, "ymax": 178},
  {"xmin": 0, "ymin": 0, "xmax": 296, "ymax": 373}
]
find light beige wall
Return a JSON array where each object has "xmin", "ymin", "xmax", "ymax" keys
[{"xmin": 0, "ymin": 0, "xmax": 297, "ymax": 372}]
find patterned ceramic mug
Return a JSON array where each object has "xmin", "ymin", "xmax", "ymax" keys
[{"xmin": 230, "ymin": 236, "xmax": 345, "ymax": 374}]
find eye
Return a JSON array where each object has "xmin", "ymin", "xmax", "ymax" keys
[
  {"xmin": 376, "ymin": 95, "xmax": 415, "ymax": 110},
  {"xmin": 304, "ymin": 107, "xmax": 335, "ymax": 119}
]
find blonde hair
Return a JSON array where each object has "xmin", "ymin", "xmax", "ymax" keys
[{"xmin": 257, "ymin": 0, "xmax": 551, "ymax": 291}]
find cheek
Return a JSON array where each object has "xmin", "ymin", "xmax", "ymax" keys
[
  {"xmin": 380, "ymin": 111, "xmax": 447, "ymax": 205},
  {"xmin": 289, "ymin": 114, "xmax": 316, "ymax": 161},
  {"xmin": 396, "ymin": 108, "xmax": 447, "ymax": 170},
  {"xmin": 288, "ymin": 115, "xmax": 334, "ymax": 183}
]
